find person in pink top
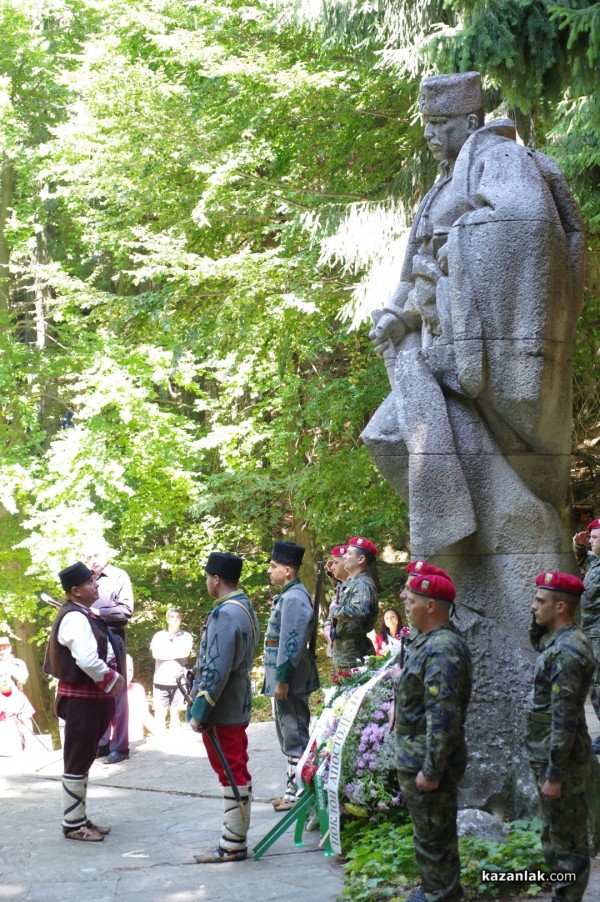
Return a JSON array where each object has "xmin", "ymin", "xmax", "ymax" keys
[
  {"xmin": 374, "ymin": 607, "xmax": 410, "ymax": 656},
  {"xmin": 0, "ymin": 668, "xmax": 35, "ymax": 755}
]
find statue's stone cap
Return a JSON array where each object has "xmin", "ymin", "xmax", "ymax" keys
[{"xmin": 420, "ymin": 71, "xmax": 483, "ymax": 116}]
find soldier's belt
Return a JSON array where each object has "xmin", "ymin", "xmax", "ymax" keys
[
  {"xmin": 396, "ymin": 721, "xmax": 426, "ymax": 737},
  {"xmin": 527, "ymin": 711, "xmax": 551, "ymax": 724},
  {"xmin": 264, "ymin": 639, "xmax": 279, "ymax": 648}
]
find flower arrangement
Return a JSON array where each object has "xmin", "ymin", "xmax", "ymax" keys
[
  {"xmin": 302, "ymin": 652, "xmax": 404, "ymax": 821},
  {"xmin": 340, "ymin": 673, "xmax": 403, "ymax": 818}
]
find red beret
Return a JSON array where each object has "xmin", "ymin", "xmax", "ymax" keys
[
  {"xmin": 587, "ymin": 518, "xmax": 600, "ymax": 532},
  {"xmin": 409, "ymin": 573, "xmax": 456, "ymax": 603},
  {"xmin": 347, "ymin": 537, "xmax": 378, "ymax": 557},
  {"xmin": 407, "ymin": 560, "xmax": 450, "ymax": 579},
  {"xmin": 535, "ymin": 571, "xmax": 585, "ymax": 597},
  {"xmin": 330, "ymin": 545, "xmax": 347, "ymax": 557}
]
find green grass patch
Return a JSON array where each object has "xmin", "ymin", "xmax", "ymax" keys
[{"xmin": 339, "ymin": 816, "xmax": 547, "ymax": 901}]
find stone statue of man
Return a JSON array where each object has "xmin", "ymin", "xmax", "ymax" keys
[
  {"xmin": 364, "ymin": 71, "xmax": 584, "ymax": 559},
  {"xmin": 363, "ymin": 72, "xmax": 586, "ymax": 812}
]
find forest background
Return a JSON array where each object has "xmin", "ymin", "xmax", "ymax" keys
[{"xmin": 0, "ymin": 0, "xmax": 599, "ymax": 723}]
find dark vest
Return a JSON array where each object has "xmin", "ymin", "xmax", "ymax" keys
[{"xmin": 44, "ymin": 601, "xmax": 113, "ymax": 685}]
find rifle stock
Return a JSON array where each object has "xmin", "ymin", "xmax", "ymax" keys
[
  {"xmin": 39, "ymin": 591, "xmax": 62, "ymax": 610},
  {"xmin": 309, "ymin": 559, "xmax": 325, "ymax": 658}
]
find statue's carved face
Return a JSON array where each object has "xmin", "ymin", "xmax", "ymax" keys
[{"xmin": 422, "ymin": 113, "xmax": 474, "ymax": 163}]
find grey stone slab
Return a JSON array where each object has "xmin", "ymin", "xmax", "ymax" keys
[{"xmin": 0, "ymin": 723, "xmax": 342, "ymax": 902}]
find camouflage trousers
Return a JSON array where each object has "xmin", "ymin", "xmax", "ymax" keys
[
  {"xmin": 398, "ymin": 769, "xmax": 463, "ymax": 902},
  {"xmin": 332, "ymin": 636, "xmax": 374, "ymax": 672},
  {"xmin": 533, "ymin": 768, "xmax": 590, "ymax": 902},
  {"xmin": 587, "ymin": 635, "xmax": 600, "ymax": 721}
]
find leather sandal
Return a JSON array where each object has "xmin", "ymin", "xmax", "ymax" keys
[
  {"xmin": 273, "ymin": 797, "xmax": 297, "ymax": 812},
  {"xmin": 193, "ymin": 847, "xmax": 247, "ymax": 863},
  {"xmin": 63, "ymin": 825, "xmax": 104, "ymax": 842},
  {"xmin": 86, "ymin": 820, "xmax": 111, "ymax": 835}
]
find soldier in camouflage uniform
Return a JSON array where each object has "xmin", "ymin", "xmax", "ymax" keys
[
  {"xmin": 330, "ymin": 536, "xmax": 379, "ymax": 671},
  {"xmin": 190, "ymin": 552, "xmax": 259, "ymax": 863},
  {"xmin": 527, "ymin": 571, "xmax": 594, "ymax": 901},
  {"xmin": 572, "ymin": 516, "xmax": 600, "ymax": 753},
  {"xmin": 395, "ymin": 571, "xmax": 472, "ymax": 902},
  {"xmin": 398, "ymin": 561, "xmax": 454, "ymax": 660},
  {"xmin": 322, "ymin": 544, "xmax": 348, "ymax": 661},
  {"xmin": 262, "ymin": 541, "xmax": 320, "ymax": 811}
]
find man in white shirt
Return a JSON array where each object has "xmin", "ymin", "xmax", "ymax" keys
[
  {"xmin": 85, "ymin": 538, "xmax": 134, "ymax": 763},
  {"xmin": 150, "ymin": 609, "xmax": 193, "ymax": 731}
]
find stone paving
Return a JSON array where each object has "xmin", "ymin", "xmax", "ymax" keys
[
  {"xmin": 0, "ymin": 723, "xmax": 341, "ymax": 902},
  {"xmin": 2, "ymin": 713, "xmax": 599, "ymax": 901}
]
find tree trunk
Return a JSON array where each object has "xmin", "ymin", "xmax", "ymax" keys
[
  {"xmin": 14, "ymin": 622, "xmax": 52, "ymax": 727},
  {"xmin": 0, "ymin": 157, "xmax": 14, "ymax": 322}
]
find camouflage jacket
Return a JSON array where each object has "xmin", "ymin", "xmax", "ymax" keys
[
  {"xmin": 394, "ymin": 623, "xmax": 472, "ymax": 781},
  {"xmin": 581, "ymin": 554, "xmax": 600, "ymax": 637},
  {"xmin": 262, "ymin": 579, "xmax": 319, "ymax": 696},
  {"xmin": 190, "ymin": 590, "xmax": 259, "ymax": 725},
  {"xmin": 331, "ymin": 572, "xmax": 378, "ymax": 640},
  {"xmin": 526, "ymin": 623, "xmax": 594, "ymax": 781}
]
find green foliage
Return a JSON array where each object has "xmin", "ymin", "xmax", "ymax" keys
[
  {"xmin": 0, "ymin": 0, "xmax": 416, "ymax": 708},
  {"xmin": 1, "ymin": 0, "xmax": 599, "ymax": 718},
  {"xmin": 459, "ymin": 820, "xmax": 546, "ymax": 897},
  {"xmin": 340, "ymin": 815, "xmax": 418, "ymax": 902},
  {"xmin": 340, "ymin": 817, "xmax": 547, "ymax": 901}
]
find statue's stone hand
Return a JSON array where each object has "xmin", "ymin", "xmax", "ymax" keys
[{"xmin": 369, "ymin": 310, "xmax": 407, "ymax": 356}]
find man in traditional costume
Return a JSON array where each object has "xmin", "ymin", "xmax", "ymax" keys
[
  {"xmin": 262, "ymin": 541, "xmax": 319, "ymax": 811},
  {"xmin": 190, "ymin": 552, "xmax": 259, "ymax": 863},
  {"xmin": 44, "ymin": 562, "xmax": 124, "ymax": 841}
]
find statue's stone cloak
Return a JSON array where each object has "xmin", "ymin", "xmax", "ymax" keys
[{"xmin": 363, "ymin": 120, "xmax": 585, "ymax": 813}]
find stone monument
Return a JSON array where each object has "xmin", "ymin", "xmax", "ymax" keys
[{"xmin": 363, "ymin": 71, "xmax": 585, "ymax": 814}]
